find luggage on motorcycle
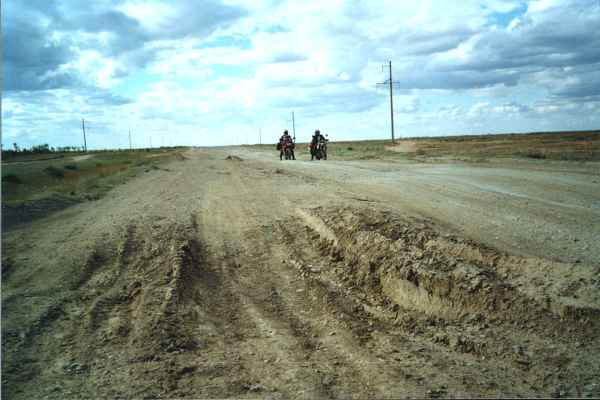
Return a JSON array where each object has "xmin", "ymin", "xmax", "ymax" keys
[{"xmin": 276, "ymin": 142, "xmax": 282, "ymax": 150}]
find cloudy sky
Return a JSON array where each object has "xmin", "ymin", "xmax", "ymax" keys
[{"xmin": 2, "ymin": 0, "xmax": 600, "ymax": 149}]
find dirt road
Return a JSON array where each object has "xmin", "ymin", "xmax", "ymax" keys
[
  {"xmin": 2, "ymin": 148, "xmax": 599, "ymax": 398},
  {"xmin": 234, "ymin": 147, "xmax": 600, "ymax": 265}
]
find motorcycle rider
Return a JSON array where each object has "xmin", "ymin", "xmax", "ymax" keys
[
  {"xmin": 310, "ymin": 130, "xmax": 319, "ymax": 160},
  {"xmin": 278, "ymin": 130, "xmax": 295, "ymax": 160},
  {"xmin": 310, "ymin": 130, "xmax": 327, "ymax": 160}
]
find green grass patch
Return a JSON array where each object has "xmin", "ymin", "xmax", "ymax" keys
[{"xmin": 2, "ymin": 148, "xmax": 188, "ymax": 229}]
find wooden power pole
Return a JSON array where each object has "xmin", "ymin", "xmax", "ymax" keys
[
  {"xmin": 292, "ymin": 111, "xmax": 296, "ymax": 141},
  {"xmin": 377, "ymin": 61, "xmax": 400, "ymax": 144},
  {"xmin": 388, "ymin": 61, "xmax": 395, "ymax": 144},
  {"xmin": 81, "ymin": 118, "xmax": 88, "ymax": 152},
  {"xmin": 129, "ymin": 129, "xmax": 132, "ymax": 150}
]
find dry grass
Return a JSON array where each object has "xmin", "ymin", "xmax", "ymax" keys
[
  {"xmin": 386, "ymin": 131, "xmax": 600, "ymax": 161},
  {"xmin": 245, "ymin": 131, "xmax": 600, "ymax": 162}
]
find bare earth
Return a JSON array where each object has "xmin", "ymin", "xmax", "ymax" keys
[{"xmin": 2, "ymin": 147, "xmax": 599, "ymax": 398}]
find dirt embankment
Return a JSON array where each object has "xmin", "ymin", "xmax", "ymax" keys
[
  {"xmin": 2, "ymin": 148, "xmax": 599, "ymax": 398},
  {"xmin": 285, "ymin": 206, "xmax": 599, "ymax": 396},
  {"xmin": 307, "ymin": 207, "xmax": 599, "ymax": 327}
]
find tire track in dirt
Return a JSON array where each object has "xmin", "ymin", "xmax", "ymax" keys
[
  {"xmin": 195, "ymin": 160, "xmax": 427, "ymax": 398},
  {"xmin": 196, "ymin": 166, "xmax": 328, "ymax": 398},
  {"xmin": 68, "ymin": 217, "xmax": 225, "ymax": 398},
  {"xmin": 195, "ymin": 157, "xmax": 557, "ymax": 397},
  {"xmin": 277, "ymin": 218, "xmax": 485, "ymax": 397}
]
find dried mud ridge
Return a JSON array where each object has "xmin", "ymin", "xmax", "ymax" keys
[
  {"xmin": 2, "ymin": 206, "xmax": 599, "ymax": 398},
  {"xmin": 305, "ymin": 207, "xmax": 599, "ymax": 332},
  {"xmin": 284, "ymin": 207, "xmax": 599, "ymax": 396}
]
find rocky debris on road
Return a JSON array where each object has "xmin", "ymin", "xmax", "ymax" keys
[
  {"xmin": 62, "ymin": 362, "xmax": 89, "ymax": 375},
  {"xmin": 241, "ymin": 382, "xmax": 266, "ymax": 392}
]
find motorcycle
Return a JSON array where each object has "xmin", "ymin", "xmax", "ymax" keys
[
  {"xmin": 282, "ymin": 141, "xmax": 294, "ymax": 160},
  {"xmin": 311, "ymin": 139, "xmax": 327, "ymax": 160},
  {"xmin": 277, "ymin": 141, "xmax": 295, "ymax": 160}
]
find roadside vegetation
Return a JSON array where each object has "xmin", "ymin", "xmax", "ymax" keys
[
  {"xmin": 249, "ymin": 130, "xmax": 600, "ymax": 162},
  {"xmin": 398, "ymin": 130, "xmax": 600, "ymax": 162},
  {"xmin": 2, "ymin": 147, "xmax": 187, "ymax": 229}
]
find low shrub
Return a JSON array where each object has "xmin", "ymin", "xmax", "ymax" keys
[
  {"xmin": 64, "ymin": 164, "xmax": 78, "ymax": 170},
  {"xmin": 522, "ymin": 150, "xmax": 546, "ymax": 159},
  {"xmin": 44, "ymin": 166, "xmax": 65, "ymax": 178},
  {"xmin": 2, "ymin": 174, "xmax": 22, "ymax": 184}
]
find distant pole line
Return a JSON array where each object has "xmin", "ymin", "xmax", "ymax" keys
[
  {"xmin": 129, "ymin": 129, "xmax": 132, "ymax": 150},
  {"xmin": 377, "ymin": 61, "xmax": 400, "ymax": 144},
  {"xmin": 259, "ymin": 128, "xmax": 262, "ymax": 145},
  {"xmin": 81, "ymin": 118, "xmax": 88, "ymax": 152}
]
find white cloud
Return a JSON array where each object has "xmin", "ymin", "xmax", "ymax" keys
[
  {"xmin": 3, "ymin": 0, "xmax": 600, "ymax": 148},
  {"xmin": 117, "ymin": 1, "xmax": 175, "ymax": 31}
]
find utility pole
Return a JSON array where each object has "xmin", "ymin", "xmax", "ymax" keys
[
  {"xmin": 259, "ymin": 128, "xmax": 262, "ymax": 145},
  {"xmin": 149, "ymin": 136, "xmax": 152, "ymax": 148},
  {"xmin": 81, "ymin": 118, "xmax": 88, "ymax": 152},
  {"xmin": 377, "ymin": 61, "xmax": 400, "ymax": 144},
  {"xmin": 128, "ymin": 129, "xmax": 132, "ymax": 150},
  {"xmin": 388, "ymin": 61, "xmax": 395, "ymax": 144},
  {"xmin": 292, "ymin": 111, "xmax": 296, "ymax": 141}
]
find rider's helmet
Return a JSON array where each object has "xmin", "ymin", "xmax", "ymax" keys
[
  {"xmin": 284, "ymin": 130, "xmax": 289, "ymax": 134},
  {"xmin": 315, "ymin": 130, "xmax": 320, "ymax": 135}
]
